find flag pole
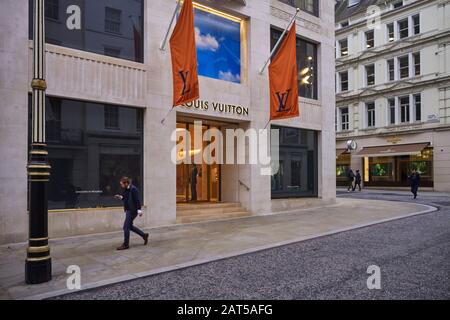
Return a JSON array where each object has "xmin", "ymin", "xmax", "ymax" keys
[
  {"xmin": 160, "ymin": 0, "xmax": 181, "ymax": 51},
  {"xmin": 161, "ymin": 106, "xmax": 175, "ymax": 125},
  {"xmin": 259, "ymin": 8, "xmax": 300, "ymax": 75}
]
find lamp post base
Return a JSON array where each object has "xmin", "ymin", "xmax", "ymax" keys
[{"xmin": 25, "ymin": 258, "xmax": 52, "ymax": 285}]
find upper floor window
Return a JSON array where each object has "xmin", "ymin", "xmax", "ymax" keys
[
  {"xmin": 398, "ymin": 18, "xmax": 409, "ymax": 39},
  {"xmin": 387, "ymin": 94, "xmax": 422, "ymax": 126},
  {"xmin": 104, "ymin": 106, "xmax": 119, "ymax": 129},
  {"xmin": 29, "ymin": 0, "xmax": 144, "ymax": 63},
  {"xmin": 339, "ymin": 107, "xmax": 350, "ymax": 131},
  {"xmin": 413, "ymin": 52, "xmax": 421, "ymax": 76},
  {"xmin": 194, "ymin": 5, "xmax": 242, "ymax": 84},
  {"xmin": 105, "ymin": 7, "xmax": 122, "ymax": 34},
  {"xmin": 104, "ymin": 47, "xmax": 121, "ymax": 59},
  {"xmin": 393, "ymin": 1, "xmax": 403, "ymax": 9},
  {"xmin": 271, "ymin": 28, "xmax": 318, "ymax": 99},
  {"xmin": 365, "ymin": 30, "xmax": 374, "ymax": 49},
  {"xmin": 348, "ymin": 0, "xmax": 360, "ymax": 7},
  {"xmin": 387, "ymin": 59, "xmax": 395, "ymax": 81},
  {"xmin": 366, "ymin": 102, "xmax": 376, "ymax": 128},
  {"xmin": 45, "ymin": 0, "xmax": 59, "ymax": 20},
  {"xmin": 413, "ymin": 94, "xmax": 422, "ymax": 122},
  {"xmin": 413, "ymin": 14, "xmax": 420, "ymax": 35},
  {"xmin": 365, "ymin": 64, "xmax": 375, "ymax": 86},
  {"xmin": 341, "ymin": 21, "xmax": 349, "ymax": 28},
  {"xmin": 398, "ymin": 55, "xmax": 409, "ymax": 79},
  {"xmin": 339, "ymin": 71, "xmax": 349, "ymax": 92},
  {"xmin": 279, "ymin": 0, "xmax": 319, "ymax": 17},
  {"xmin": 399, "ymin": 96, "xmax": 410, "ymax": 123},
  {"xmin": 388, "ymin": 98, "xmax": 396, "ymax": 125},
  {"xmin": 387, "ymin": 23, "xmax": 394, "ymax": 42},
  {"xmin": 339, "ymin": 38, "xmax": 348, "ymax": 57}
]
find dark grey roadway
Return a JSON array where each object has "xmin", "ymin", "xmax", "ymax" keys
[{"xmin": 53, "ymin": 190, "xmax": 450, "ymax": 300}]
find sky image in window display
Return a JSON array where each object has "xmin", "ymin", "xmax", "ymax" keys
[{"xmin": 193, "ymin": 7, "xmax": 241, "ymax": 84}]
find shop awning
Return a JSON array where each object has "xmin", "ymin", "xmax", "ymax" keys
[
  {"xmin": 355, "ymin": 142, "xmax": 430, "ymax": 158},
  {"xmin": 336, "ymin": 148, "xmax": 348, "ymax": 157}
]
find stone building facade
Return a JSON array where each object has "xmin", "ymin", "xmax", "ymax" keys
[{"xmin": 0, "ymin": 0, "xmax": 335, "ymax": 244}]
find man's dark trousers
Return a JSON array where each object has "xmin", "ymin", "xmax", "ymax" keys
[{"xmin": 123, "ymin": 210, "xmax": 145, "ymax": 246}]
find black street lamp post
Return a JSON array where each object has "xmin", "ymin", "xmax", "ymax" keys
[{"xmin": 25, "ymin": 0, "xmax": 52, "ymax": 284}]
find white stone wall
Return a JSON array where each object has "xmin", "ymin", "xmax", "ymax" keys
[
  {"xmin": 335, "ymin": 0, "xmax": 450, "ymax": 191},
  {"xmin": 0, "ymin": 0, "xmax": 335, "ymax": 244}
]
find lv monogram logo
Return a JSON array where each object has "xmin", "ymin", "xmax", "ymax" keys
[
  {"xmin": 179, "ymin": 70, "xmax": 191, "ymax": 96},
  {"xmin": 275, "ymin": 89, "xmax": 292, "ymax": 112}
]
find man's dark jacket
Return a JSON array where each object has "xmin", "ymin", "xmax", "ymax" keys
[
  {"xmin": 122, "ymin": 185, "xmax": 142, "ymax": 214},
  {"xmin": 409, "ymin": 173, "xmax": 420, "ymax": 188}
]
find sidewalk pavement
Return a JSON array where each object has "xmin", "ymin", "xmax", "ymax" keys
[{"xmin": 0, "ymin": 198, "xmax": 436, "ymax": 300}]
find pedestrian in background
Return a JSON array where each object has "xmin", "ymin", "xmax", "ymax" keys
[
  {"xmin": 115, "ymin": 177, "xmax": 149, "ymax": 250},
  {"xmin": 347, "ymin": 169, "xmax": 355, "ymax": 192},
  {"xmin": 408, "ymin": 169, "xmax": 420, "ymax": 199},
  {"xmin": 353, "ymin": 169, "xmax": 362, "ymax": 192}
]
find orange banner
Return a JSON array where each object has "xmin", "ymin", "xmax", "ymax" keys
[
  {"xmin": 170, "ymin": 0, "xmax": 199, "ymax": 107},
  {"xmin": 269, "ymin": 24, "xmax": 299, "ymax": 121}
]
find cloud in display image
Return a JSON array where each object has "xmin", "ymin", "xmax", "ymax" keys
[{"xmin": 193, "ymin": 8, "xmax": 241, "ymax": 84}]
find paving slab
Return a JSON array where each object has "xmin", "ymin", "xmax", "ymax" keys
[{"xmin": 0, "ymin": 198, "xmax": 436, "ymax": 300}]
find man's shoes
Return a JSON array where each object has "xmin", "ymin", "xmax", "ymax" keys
[
  {"xmin": 143, "ymin": 233, "xmax": 149, "ymax": 245},
  {"xmin": 116, "ymin": 244, "xmax": 129, "ymax": 250}
]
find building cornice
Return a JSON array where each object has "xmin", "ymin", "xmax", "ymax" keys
[
  {"xmin": 336, "ymin": 74, "xmax": 450, "ymax": 105},
  {"xmin": 335, "ymin": 0, "xmax": 447, "ymax": 35},
  {"xmin": 336, "ymin": 29, "xmax": 450, "ymax": 70},
  {"xmin": 336, "ymin": 124, "xmax": 450, "ymax": 142}
]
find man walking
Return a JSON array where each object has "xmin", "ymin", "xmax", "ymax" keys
[
  {"xmin": 353, "ymin": 169, "xmax": 362, "ymax": 192},
  {"xmin": 115, "ymin": 177, "xmax": 149, "ymax": 250},
  {"xmin": 347, "ymin": 169, "xmax": 355, "ymax": 192},
  {"xmin": 408, "ymin": 169, "xmax": 420, "ymax": 199}
]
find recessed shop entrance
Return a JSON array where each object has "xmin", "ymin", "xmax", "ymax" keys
[{"xmin": 175, "ymin": 121, "xmax": 221, "ymax": 203}]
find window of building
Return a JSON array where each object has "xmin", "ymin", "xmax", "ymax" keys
[
  {"xmin": 412, "ymin": 14, "xmax": 420, "ymax": 35},
  {"xmin": 398, "ymin": 55, "xmax": 409, "ymax": 79},
  {"xmin": 104, "ymin": 106, "xmax": 120, "ymax": 129},
  {"xmin": 388, "ymin": 98, "xmax": 396, "ymax": 125},
  {"xmin": 399, "ymin": 96, "xmax": 410, "ymax": 123},
  {"xmin": 271, "ymin": 28, "xmax": 318, "ymax": 99},
  {"xmin": 414, "ymin": 94, "xmax": 421, "ymax": 122},
  {"xmin": 365, "ymin": 30, "xmax": 374, "ymax": 49},
  {"xmin": 104, "ymin": 47, "xmax": 122, "ymax": 59},
  {"xmin": 194, "ymin": 6, "xmax": 242, "ymax": 84},
  {"xmin": 341, "ymin": 21, "xmax": 349, "ymax": 28},
  {"xmin": 340, "ymin": 107, "xmax": 349, "ymax": 131},
  {"xmin": 279, "ymin": 0, "xmax": 319, "ymax": 17},
  {"xmin": 339, "ymin": 38, "xmax": 348, "ymax": 57},
  {"xmin": 29, "ymin": 0, "xmax": 144, "ymax": 63},
  {"xmin": 339, "ymin": 71, "xmax": 349, "ymax": 92},
  {"xmin": 413, "ymin": 52, "xmax": 421, "ymax": 76},
  {"xmin": 393, "ymin": 1, "xmax": 403, "ymax": 9},
  {"xmin": 271, "ymin": 126, "xmax": 318, "ymax": 198},
  {"xmin": 387, "ymin": 23, "xmax": 395, "ymax": 42},
  {"xmin": 398, "ymin": 18, "xmax": 409, "ymax": 39},
  {"xmin": 28, "ymin": 96, "xmax": 144, "ymax": 210},
  {"xmin": 348, "ymin": 0, "xmax": 360, "ymax": 7},
  {"xmin": 365, "ymin": 64, "xmax": 375, "ymax": 86},
  {"xmin": 45, "ymin": 0, "xmax": 59, "ymax": 20},
  {"xmin": 136, "ymin": 109, "xmax": 143, "ymax": 131},
  {"xmin": 387, "ymin": 59, "xmax": 395, "ymax": 81},
  {"xmin": 366, "ymin": 150, "xmax": 434, "ymax": 187},
  {"xmin": 105, "ymin": 7, "xmax": 122, "ymax": 34},
  {"xmin": 366, "ymin": 102, "xmax": 376, "ymax": 128}
]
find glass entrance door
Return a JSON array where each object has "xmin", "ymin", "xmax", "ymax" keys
[{"xmin": 176, "ymin": 122, "xmax": 221, "ymax": 203}]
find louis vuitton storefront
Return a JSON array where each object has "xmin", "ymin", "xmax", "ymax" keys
[{"xmin": 0, "ymin": 0, "xmax": 335, "ymax": 244}]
